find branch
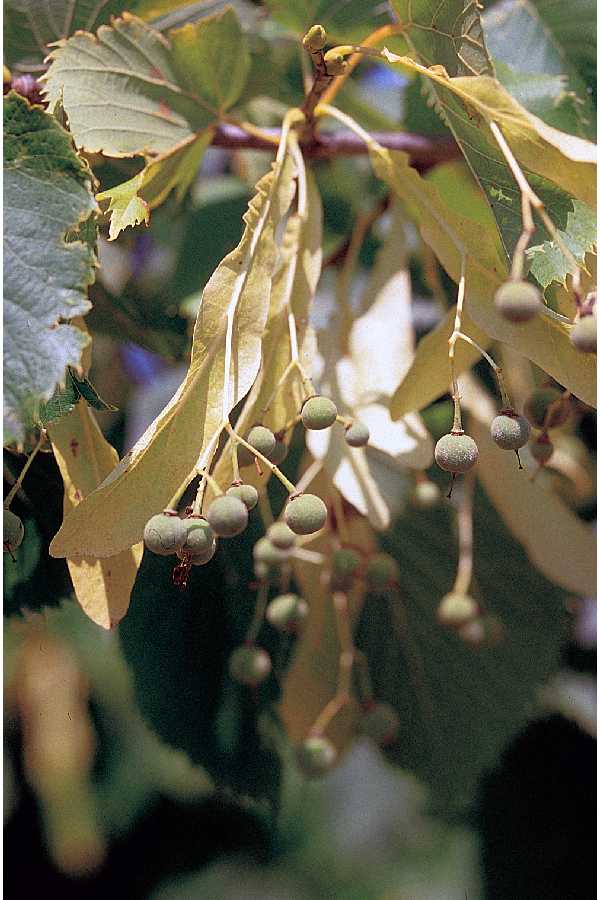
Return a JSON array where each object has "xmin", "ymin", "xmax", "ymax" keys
[{"xmin": 211, "ymin": 124, "xmax": 458, "ymax": 170}]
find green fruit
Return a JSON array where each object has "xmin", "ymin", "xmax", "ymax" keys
[
  {"xmin": 206, "ymin": 496, "xmax": 248, "ymax": 537},
  {"xmin": 296, "ymin": 735, "xmax": 337, "ymax": 779},
  {"xmin": 269, "ymin": 438, "xmax": 288, "ymax": 466},
  {"xmin": 570, "ymin": 314, "xmax": 596, "ymax": 353},
  {"xmin": 301, "ymin": 396, "xmax": 338, "ymax": 431},
  {"xmin": 490, "ymin": 412, "xmax": 531, "ymax": 451},
  {"xmin": 434, "ymin": 432, "xmax": 479, "ymax": 474},
  {"xmin": 237, "ymin": 426, "xmax": 277, "ymax": 467},
  {"xmin": 177, "ymin": 540, "xmax": 217, "ymax": 566},
  {"xmin": 4, "ymin": 509, "xmax": 24, "ymax": 553},
  {"xmin": 458, "ymin": 614, "xmax": 504, "ymax": 648},
  {"xmin": 523, "ymin": 388, "xmax": 569, "ymax": 428},
  {"xmin": 494, "ymin": 280, "xmax": 541, "ymax": 323},
  {"xmin": 143, "ymin": 511, "xmax": 186, "ymax": 556},
  {"xmin": 229, "ymin": 645, "xmax": 271, "ymax": 686},
  {"xmin": 331, "ymin": 548, "xmax": 361, "ymax": 590},
  {"xmin": 267, "ymin": 522, "xmax": 296, "ymax": 550},
  {"xmin": 302, "ymin": 24, "xmax": 327, "ymax": 51},
  {"xmin": 365, "ymin": 553, "xmax": 399, "ymax": 590},
  {"xmin": 530, "ymin": 436, "xmax": 554, "ymax": 465},
  {"xmin": 226, "ymin": 483, "xmax": 259, "ymax": 511},
  {"xmin": 284, "ymin": 493, "xmax": 327, "ymax": 535},
  {"xmin": 182, "ymin": 517, "xmax": 215, "ymax": 555},
  {"xmin": 412, "ymin": 480, "xmax": 441, "ymax": 509},
  {"xmin": 253, "ymin": 537, "xmax": 290, "ymax": 568},
  {"xmin": 266, "ymin": 593, "xmax": 308, "ymax": 633},
  {"xmin": 358, "ymin": 702, "xmax": 400, "ymax": 746},
  {"xmin": 436, "ymin": 592, "xmax": 479, "ymax": 628},
  {"xmin": 254, "ymin": 560, "xmax": 269, "ymax": 580},
  {"xmin": 344, "ymin": 421, "xmax": 370, "ymax": 447}
]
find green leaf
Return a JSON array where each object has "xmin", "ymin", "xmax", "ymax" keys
[
  {"xmin": 388, "ymin": 1, "xmax": 596, "ymax": 268},
  {"xmin": 265, "ymin": 0, "xmax": 392, "ymax": 42},
  {"xmin": 39, "ymin": 368, "xmax": 117, "ymax": 427},
  {"xmin": 527, "ymin": 199, "xmax": 597, "ymax": 290},
  {"xmin": 484, "ymin": 0, "xmax": 596, "ymax": 87},
  {"xmin": 3, "ymin": 93, "xmax": 96, "ymax": 442},
  {"xmin": 4, "ymin": 0, "xmax": 130, "ymax": 65},
  {"xmin": 169, "ymin": 8, "xmax": 250, "ymax": 112},
  {"xmin": 356, "ymin": 476, "xmax": 570, "ymax": 813}
]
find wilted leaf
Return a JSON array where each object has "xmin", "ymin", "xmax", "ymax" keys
[
  {"xmin": 39, "ymin": 368, "xmax": 117, "ymax": 427},
  {"xmin": 3, "ymin": 93, "xmax": 96, "ymax": 442},
  {"xmin": 461, "ymin": 374, "xmax": 596, "ymax": 597},
  {"xmin": 48, "ymin": 400, "xmax": 143, "ymax": 629},
  {"xmin": 51, "ymin": 149, "xmax": 297, "ymax": 558}
]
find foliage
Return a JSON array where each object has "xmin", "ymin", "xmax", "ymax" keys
[{"xmin": 3, "ymin": 0, "xmax": 596, "ymax": 891}]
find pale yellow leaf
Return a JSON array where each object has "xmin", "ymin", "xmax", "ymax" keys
[
  {"xmin": 461, "ymin": 374, "xmax": 596, "ymax": 596},
  {"xmin": 48, "ymin": 403, "xmax": 142, "ymax": 629},
  {"xmin": 51, "ymin": 153, "xmax": 297, "ymax": 558}
]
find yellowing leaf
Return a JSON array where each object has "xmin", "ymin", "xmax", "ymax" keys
[
  {"xmin": 48, "ymin": 403, "xmax": 143, "ymax": 628},
  {"xmin": 97, "ymin": 131, "xmax": 213, "ymax": 239},
  {"xmin": 371, "ymin": 147, "xmax": 596, "ymax": 409},
  {"xmin": 51, "ymin": 151, "xmax": 297, "ymax": 559},
  {"xmin": 211, "ymin": 166, "xmax": 323, "ymax": 491},
  {"xmin": 391, "ymin": 304, "xmax": 489, "ymax": 419},
  {"xmin": 461, "ymin": 374, "xmax": 596, "ymax": 596}
]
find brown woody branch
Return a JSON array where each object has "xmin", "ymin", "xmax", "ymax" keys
[{"xmin": 211, "ymin": 124, "xmax": 458, "ymax": 172}]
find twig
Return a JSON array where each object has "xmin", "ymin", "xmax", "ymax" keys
[
  {"xmin": 310, "ymin": 590, "xmax": 355, "ymax": 735},
  {"xmin": 4, "ymin": 432, "xmax": 45, "ymax": 509}
]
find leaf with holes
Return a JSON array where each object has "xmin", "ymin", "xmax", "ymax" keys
[{"xmin": 3, "ymin": 93, "xmax": 96, "ymax": 443}]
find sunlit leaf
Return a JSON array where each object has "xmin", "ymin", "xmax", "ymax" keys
[
  {"xmin": 3, "ymin": 93, "xmax": 96, "ymax": 443},
  {"xmin": 527, "ymin": 200, "xmax": 597, "ymax": 290},
  {"xmin": 50, "ymin": 150, "xmax": 297, "ymax": 558}
]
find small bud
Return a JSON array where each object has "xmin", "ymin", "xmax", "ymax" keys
[
  {"xmin": 296, "ymin": 736, "xmax": 337, "ymax": 779},
  {"xmin": 302, "ymin": 25, "xmax": 327, "ymax": 52}
]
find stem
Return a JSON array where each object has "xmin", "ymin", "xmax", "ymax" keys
[
  {"xmin": 453, "ymin": 332, "xmax": 512, "ymax": 407},
  {"xmin": 489, "ymin": 121, "xmax": 582, "ymax": 305},
  {"xmin": 192, "ymin": 472, "xmax": 208, "ymax": 516},
  {"xmin": 310, "ymin": 591, "xmax": 354, "ymax": 735},
  {"xmin": 320, "ymin": 25, "xmax": 405, "ymax": 107},
  {"xmin": 448, "ymin": 257, "xmax": 467, "ymax": 431},
  {"xmin": 226, "ymin": 423, "xmax": 297, "ymax": 494},
  {"xmin": 452, "ymin": 473, "xmax": 474, "ymax": 595},
  {"xmin": 245, "ymin": 582, "xmax": 270, "ymax": 644},
  {"xmin": 294, "ymin": 459, "xmax": 322, "ymax": 495},
  {"xmin": 4, "ymin": 432, "xmax": 45, "ymax": 509},
  {"xmin": 166, "ymin": 469, "xmax": 197, "ymax": 512},
  {"xmin": 315, "ymin": 102, "xmax": 377, "ymax": 148}
]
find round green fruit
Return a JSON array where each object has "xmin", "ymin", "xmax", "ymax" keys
[
  {"xmin": 253, "ymin": 537, "xmax": 290, "ymax": 568},
  {"xmin": 4, "ymin": 509, "xmax": 24, "ymax": 553},
  {"xmin": 412, "ymin": 479, "xmax": 441, "ymax": 509},
  {"xmin": 181, "ymin": 517, "xmax": 215, "ymax": 555},
  {"xmin": 226, "ymin": 483, "xmax": 259, "ymax": 511},
  {"xmin": 436, "ymin": 592, "xmax": 479, "ymax": 628},
  {"xmin": 301, "ymin": 396, "xmax": 338, "ymax": 431},
  {"xmin": 284, "ymin": 493, "xmax": 327, "ymax": 535},
  {"xmin": 266, "ymin": 593, "xmax": 309, "ymax": 633},
  {"xmin": 229, "ymin": 645, "xmax": 271, "ymax": 686},
  {"xmin": 344, "ymin": 421, "xmax": 370, "ymax": 447},
  {"xmin": 267, "ymin": 522, "xmax": 296, "ymax": 550},
  {"xmin": 269, "ymin": 437, "xmax": 288, "ymax": 466},
  {"xmin": 523, "ymin": 388, "xmax": 569, "ymax": 428},
  {"xmin": 296, "ymin": 735, "xmax": 337, "ymax": 779},
  {"xmin": 365, "ymin": 553, "xmax": 399, "ymax": 591},
  {"xmin": 530, "ymin": 436, "xmax": 554, "ymax": 465},
  {"xmin": 358, "ymin": 702, "xmax": 400, "ymax": 746},
  {"xmin": 331, "ymin": 547, "xmax": 361, "ymax": 590},
  {"xmin": 490, "ymin": 412, "xmax": 531, "ymax": 451},
  {"xmin": 206, "ymin": 496, "xmax": 248, "ymax": 538},
  {"xmin": 143, "ymin": 511, "xmax": 187, "ymax": 556},
  {"xmin": 237, "ymin": 426, "xmax": 276, "ymax": 467},
  {"xmin": 177, "ymin": 540, "xmax": 217, "ymax": 566},
  {"xmin": 570, "ymin": 314, "xmax": 596, "ymax": 354},
  {"xmin": 494, "ymin": 280, "xmax": 541, "ymax": 323},
  {"xmin": 434, "ymin": 432, "xmax": 479, "ymax": 474}
]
